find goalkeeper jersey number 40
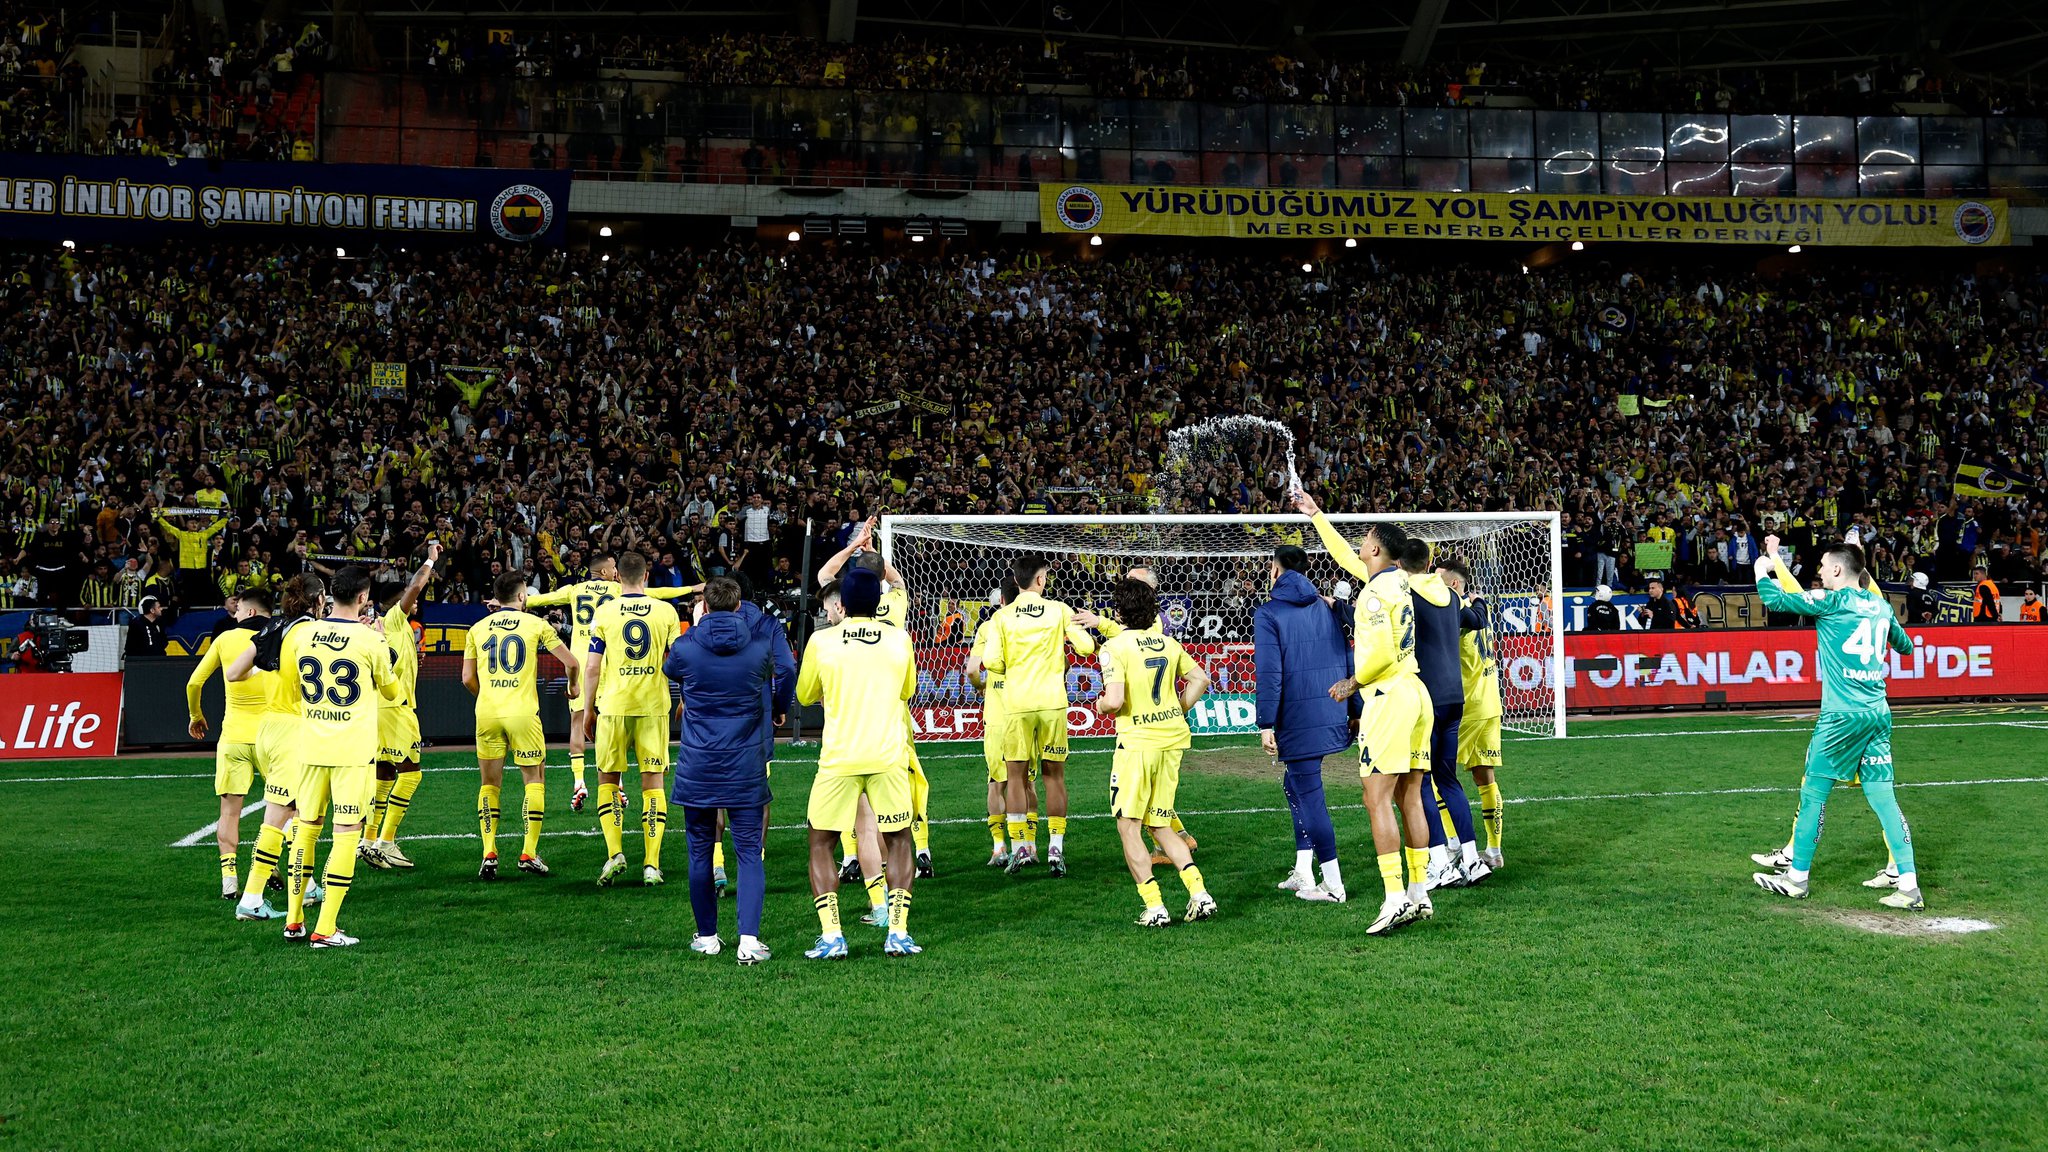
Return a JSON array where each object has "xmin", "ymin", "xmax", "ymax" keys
[{"xmin": 1756, "ymin": 578, "xmax": 1912, "ymax": 714}]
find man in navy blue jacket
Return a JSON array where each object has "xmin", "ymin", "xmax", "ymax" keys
[
  {"xmin": 664, "ymin": 577, "xmax": 796, "ymax": 964},
  {"xmin": 1254, "ymin": 545, "xmax": 1354, "ymax": 903}
]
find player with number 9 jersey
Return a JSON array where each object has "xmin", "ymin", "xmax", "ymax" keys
[{"xmin": 588, "ymin": 594, "xmax": 682, "ymax": 764}]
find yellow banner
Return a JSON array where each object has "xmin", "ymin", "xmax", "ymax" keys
[{"xmin": 1042, "ymin": 185, "xmax": 2008, "ymax": 247}]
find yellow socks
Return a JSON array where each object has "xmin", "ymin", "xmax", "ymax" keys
[
  {"xmin": 477, "ymin": 783, "xmax": 501, "ymax": 857},
  {"xmin": 987, "ymin": 814, "xmax": 1007, "ymax": 849},
  {"xmin": 315, "ymin": 829, "xmax": 361, "ymax": 937},
  {"xmin": 1136, "ymin": 878, "xmax": 1163, "ymax": 910},
  {"xmin": 912, "ymin": 812, "xmax": 930, "ymax": 854},
  {"xmin": 370, "ymin": 778, "xmax": 394, "ymax": 839},
  {"xmin": 1006, "ymin": 814, "xmax": 1027, "ymax": 844},
  {"xmin": 1027, "ymin": 809, "xmax": 1040, "ymax": 843},
  {"xmin": 520, "ymin": 783, "xmax": 546, "ymax": 859},
  {"xmin": 839, "ymin": 828, "xmax": 858, "ymax": 861},
  {"xmin": 219, "ymin": 853, "xmax": 238, "ymax": 884},
  {"xmin": 864, "ymin": 867, "xmax": 888, "ymax": 911},
  {"xmin": 1477, "ymin": 781, "xmax": 1503, "ymax": 851},
  {"xmin": 381, "ymin": 771, "xmax": 420, "ymax": 841},
  {"xmin": 1403, "ymin": 846, "xmax": 1429, "ymax": 891},
  {"xmin": 641, "ymin": 789, "xmax": 667, "ymax": 869},
  {"xmin": 713, "ymin": 839, "xmax": 726, "ymax": 870},
  {"xmin": 1178, "ymin": 863, "xmax": 1207, "ymax": 898},
  {"xmin": 287, "ymin": 820, "xmax": 323, "ymax": 925},
  {"xmin": 245, "ymin": 823, "xmax": 286, "ymax": 896},
  {"xmin": 1048, "ymin": 815, "xmax": 1068, "ymax": 852},
  {"xmin": 815, "ymin": 891, "xmax": 841, "ymax": 937},
  {"xmin": 886, "ymin": 888, "xmax": 913, "ymax": 936},
  {"xmin": 1378, "ymin": 851, "xmax": 1403, "ymax": 897},
  {"xmin": 569, "ymin": 751, "xmax": 586, "ymax": 790},
  {"xmin": 597, "ymin": 783, "xmax": 625, "ymax": 858}
]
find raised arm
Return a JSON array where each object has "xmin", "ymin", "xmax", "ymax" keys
[
  {"xmin": 1762, "ymin": 534, "xmax": 1801, "ymax": 594},
  {"xmin": 1754, "ymin": 559, "xmax": 1827, "ymax": 617},
  {"xmin": 816, "ymin": 517, "xmax": 875, "ymax": 587},
  {"xmin": 523, "ymin": 583, "xmax": 574, "ymax": 608},
  {"xmin": 1296, "ymin": 491, "xmax": 1370, "ymax": 581},
  {"xmin": 397, "ymin": 540, "xmax": 440, "ymax": 616},
  {"xmin": 647, "ymin": 584, "xmax": 703, "ymax": 602}
]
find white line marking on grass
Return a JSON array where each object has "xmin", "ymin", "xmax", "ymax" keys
[{"xmin": 174, "ymin": 774, "xmax": 2048, "ymax": 847}]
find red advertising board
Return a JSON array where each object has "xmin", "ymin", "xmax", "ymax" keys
[
  {"xmin": 1558, "ymin": 625, "xmax": 2048, "ymax": 710},
  {"xmin": 0, "ymin": 672, "xmax": 124, "ymax": 759}
]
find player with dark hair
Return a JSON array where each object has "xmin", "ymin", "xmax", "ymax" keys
[
  {"xmin": 225, "ymin": 573, "xmax": 326, "ymax": 927},
  {"xmin": 187, "ymin": 588, "xmax": 274, "ymax": 899},
  {"xmin": 1403, "ymin": 538, "xmax": 1489, "ymax": 889},
  {"xmin": 1298, "ymin": 493, "xmax": 1436, "ymax": 935},
  {"xmin": 463, "ymin": 571, "xmax": 580, "ymax": 879},
  {"xmin": 1435, "ymin": 555, "xmax": 1505, "ymax": 870},
  {"xmin": 965, "ymin": 574, "xmax": 1035, "ymax": 866},
  {"xmin": 1095, "ymin": 577, "xmax": 1213, "ymax": 925},
  {"xmin": 585, "ymin": 551, "xmax": 684, "ymax": 887},
  {"xmin": 1752, "ymin": 536, "xmax": 1923, "ymax": 910},
  {"xmin": 984, "ymin": 553, "xmax": 1099, "ymax": 877},
  {"xmin": 362, "ymin": 541, "xmax": 440, "ymax": 869}
]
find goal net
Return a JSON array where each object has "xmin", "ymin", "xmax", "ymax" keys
[{"xmin": 879, "ymin": 514, "xmax": 1564, "ymax": 743}]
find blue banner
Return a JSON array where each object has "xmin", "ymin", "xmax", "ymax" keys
[{"xmin": 0, "ymin": 156, "xmax": 570, "ymax": 245}]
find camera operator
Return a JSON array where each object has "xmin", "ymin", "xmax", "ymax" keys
[{"xmin": 127, "ymin": 596, "xmax": 169, "ymax": 658}]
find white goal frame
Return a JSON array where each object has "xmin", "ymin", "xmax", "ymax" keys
[{"xmin": 881, "ymin": 512, "xmax": 1566, "ymax": 738}]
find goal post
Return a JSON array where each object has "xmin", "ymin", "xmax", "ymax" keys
[{"xmin": 879, "ymin": 513, "xmax": 1566, "ymax": 742}]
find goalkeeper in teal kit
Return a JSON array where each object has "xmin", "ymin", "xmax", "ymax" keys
[{"xmin": 1750, "ymin": 536, "xmax": 1925, "ymax": 911}]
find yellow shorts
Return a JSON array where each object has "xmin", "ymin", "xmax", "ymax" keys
[
  {"xmin": 984, "ymin": 735, "xmax": 1007, "ymax": 782},
  {"xmin": 908, "ymin": 747, "xmax": 928, "ymax": 819},
  {"xmin": 476, "ymin": 713, "xmax": 547, "ymax": 767},
  {"xmin": 215, "ymin": 741, "xmax": 258, "ymax": 796},
  {"xmin": 1110, "ymin": 744, "xmax": 1183, "ymax": 827},
  {"xmin": 256, "ymin": 715, "xmax": 301, "ymax": 807},
  {"xmin": 298, "ymin": 762, "xmax": 376, "ymax": 826},
  {"xmin": 1458, "ymin": 712, "xmax": 1503, "ymax": 769},
  {"xmin": 378, "ymin": 705, "xmax": 422, "ymax": 765},
  {"xmin": 597, "ymin": 713, "xmax": 670, "ymax": 777},
  {"xmin": 1358, "ymin": 676, "xmax": 1432, "ymax": 777},
  {"xmin": 809, "ymin": 767, "xmax": 913, "ymax": 834},
  {"xmin": 1005, "ymin": 708, "xmax": 1069, "ymax": 765}
]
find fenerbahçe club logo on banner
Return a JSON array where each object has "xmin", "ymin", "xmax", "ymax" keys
[
  {"xmin": 490, "ymin": 183, "xmax": 555, "ymax": 242},
  {"xmin": 1053, "ymin": 186, "xmax": 1104, "ymax": 231},
  {"xmin": 1953, "ymin": 201, "xmax": 1997, "ymax": 245}
]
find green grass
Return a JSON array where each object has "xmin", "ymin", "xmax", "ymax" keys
[{"xmin": 4, "ymin": 710, "xmax": 2046, "ymax": 1151}]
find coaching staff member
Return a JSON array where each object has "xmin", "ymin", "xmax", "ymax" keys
[
  {"xmin": 1254, "ymin": 545, "xmax": 1354, "ymax": 904},
  {"xmin": 664, "ymin": 577, "xmax": 796, "ymax": 965}
]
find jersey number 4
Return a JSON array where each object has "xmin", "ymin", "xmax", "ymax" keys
[
  {"xmin": 1838, "ymin": 618, "xmax": 1890, "ymax": 664},
  {"xmin": 298, "ymin": 656, "xmax": 362, "ymax": 707}
]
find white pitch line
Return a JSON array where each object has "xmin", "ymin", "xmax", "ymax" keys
[{"xmin": 173, "ymin": 773, "xmax": 2048, "ymax": 848}]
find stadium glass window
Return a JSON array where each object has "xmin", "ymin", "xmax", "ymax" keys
[
  {"xmin": 1986, "ymin": 117, "xmax": 2048, "ymax": 165},
  {"xmin": 1336, "ymin": 106, "xmax": 1402, "ymax": 157},
  {"xmin": 1921, "ymin": 118, "xmax": 1983, "ymax": 165},
  {"xmin": 1405, "ymin": 156, "xmax": 1469, "ymax": 190},
  {"xmin": 1269, "ymin": 104, "xmax": 1333, "ymax": 154},
  {"xmin": 1402, "ymin": 108, "xmax": 1468, "ymax": 158},
  {"xmin": 1729, "ymin": 114, "xmax": 1794, "ymax": 164},
  {"xmin": 1667, "ymin": 163, "xmax": 1731, "ymax": 196},
  {"xmin": 1468, "ymin": 109, "xmax": 1533, "ymax": 159},
  {"xmin": 1603, "ymin": 160, "xmax": 1666, "ymax": 196},
  {"xmin": 1922, "ymin": 165, "xmax": 1988, "ymax": 198},
  {"xmin": 1471, "ymin": 158, "xmax": 1536, "ymax": 193},
  {"xmin": 1858, "ymin": 164, "xmax": 1923, "ymax": 197},
  {"xmin": 1796, "ymin": 163, "xmax": 1858, "ymax": 197},
  {"xmin": 1201, "ymin": 103, "xmax": 1268, "ymax": 152},
  {"xmin": 1856, "ymin": 116, "xmax": 1921, "ymax": 166},
  {"xmin": 1666, "ymin": 115, "xmax": 1729, "ymax": 163},
  {"xmin": 1730, "ymin": 163, "xmax": 1796, "ymax": 197},
  {"xmin": 1600, "ymin": 112, "xmax": 1664, "ymax": 162},
  {"xmin": 1793, "ymin": 116, "xmax": 1855, "ymax": 165}
]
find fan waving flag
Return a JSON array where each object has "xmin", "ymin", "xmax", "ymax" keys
[{"xmin": 1953, "ymin": 459, "xmax": 2038, "ymax": 499}]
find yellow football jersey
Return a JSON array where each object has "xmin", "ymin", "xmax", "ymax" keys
[
  {"xmin": 1312, "ymin": 514, "xmax": 1420, "ymax": 688},
  {"xmin": 188, "ymin": 624, "xmax": 270, "ymax": 744},
  {"xmin": 464, "ymin": 610, "xmax": 565, "ymax": 718},
  {"xmin": 528, "ymin": 579, "xmax": 696, "ymax": 652},
  {"xmin": 588, "ymin": 593, "xmax": 682, "ymax": 717},
  {"xmin": 970, "ymin": 616, "xmax": 1006, "ymax": 729},
  {"xmin": 1098, "ymin": 626, "xmax": 1196, "ymax": 751},
  {"xmin": 873, "ymin": 585, "xmax": 908, "ymax": 630},
  {"xmin": 381, "ymin": 604, "xmax": 420, "ymax": 711},
  {"xmin": 984, "ymin": 589, "xmax": 1094, "ymax": 714},
  {"xmin": 283, "ymin": 617, "xmax": 397, "ymax": 766},
  {"xmin": 796, "ymin": 619, "xmax": 917, "ymax": 776},
  {"xmin": 1458, "ymin": 594, "xmax": 1503, "ymax": 720}
]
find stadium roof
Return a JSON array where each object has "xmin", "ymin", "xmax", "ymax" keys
[{"xmin": 339, "ymin": 0, "xmax": 2048, "ymax": 81}]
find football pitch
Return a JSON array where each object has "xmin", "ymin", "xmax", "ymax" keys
[{"xmin": 5, "ymin": 710, "xmax": 2046, "ymax": 1151}]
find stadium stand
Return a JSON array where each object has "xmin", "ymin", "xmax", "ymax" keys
[{"xmin": 2, "ymin": 242, "xmax": 2043, "ymax": 614}]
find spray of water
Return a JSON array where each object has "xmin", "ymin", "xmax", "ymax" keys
[{"xmin": 1152, "ymin": 415, "xmax": 1301, "ymax": 511}]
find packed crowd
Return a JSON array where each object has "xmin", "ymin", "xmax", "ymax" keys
[
  {"xmin": 2, "ymin": 240, "xmax": 2044, "ymax": 620},
  {"xmin": 0, "ymin": 2, "xmax": 77, "ymax": 153},
  {"xmin": 92, "ymin": 20, "xmax": 326, "ymax": 161}
]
